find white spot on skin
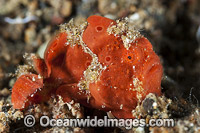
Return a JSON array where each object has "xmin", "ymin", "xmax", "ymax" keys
[
  {"xmin": 32, "ymin": 77, "xmax": 35, "ymax": 81},
  {"xmin": 120, "ymin": 104, "xmax": 123, "ymax": 109},
  {"xmin": 65, "ymin": 42, "xmax": 70, "ymax": 46},
  {"xmin": 38, "ymin": 75, "xmax": 42, "ymax": 79},
  {"xmin": 121, "ymin": 58, "xmax": 124, "ymax": 63},
  {"xmin": 50, "ymin": 49, "xmax": 54, "ymax": 53},
  {"xmin": 133, "ymin": 66, "xmax": 135, "ymax": 70}
]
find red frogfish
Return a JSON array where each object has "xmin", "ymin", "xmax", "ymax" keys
[{"xmin": 11, "ymin": 15, "xmax": 163, "ymax": 118}]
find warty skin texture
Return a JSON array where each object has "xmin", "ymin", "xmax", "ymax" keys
[{"xmin": 11, "ymin": 15, "xmax": 163, "ymax": 118}]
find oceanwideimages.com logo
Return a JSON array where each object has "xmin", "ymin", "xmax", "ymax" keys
[{"xmin": 24, "ymin": 115, "xmax": 175, "ymax": 129}]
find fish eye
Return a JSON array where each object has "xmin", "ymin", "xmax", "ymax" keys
[
  {"xmin": 128, "ymin": 56, "xmax": 132, "ymax": 60},
  {"xmin": 105, "ymin": 56, "xmax": 111, "ymax": 61},
  {"xmin": 96, "ymin": 26, "xmax": 103, "ymax": 32}
]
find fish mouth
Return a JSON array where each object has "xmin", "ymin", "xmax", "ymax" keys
[{"xmin": 142, "ymin": 57, "xmax": 163, "ymax": 95}]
